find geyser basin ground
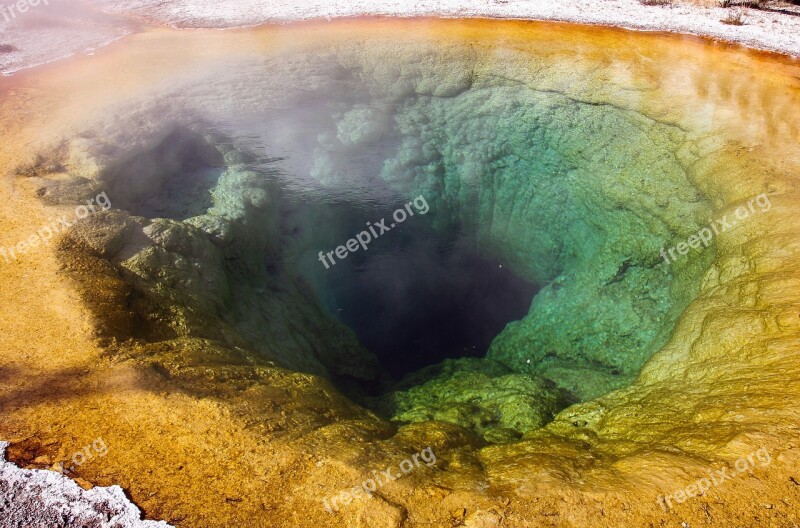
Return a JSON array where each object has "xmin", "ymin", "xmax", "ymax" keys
[{"xmin": 0, "ymin": 18, "xmax": 799, "ymax": 528}]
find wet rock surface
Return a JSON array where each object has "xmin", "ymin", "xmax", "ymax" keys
[{"xmin": 377, "ymin": 358, "xmax": 576, "ymax": 441}]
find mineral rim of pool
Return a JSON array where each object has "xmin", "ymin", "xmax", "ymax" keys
[{"xmin": 0, "ymin": 17, "xmax": 799, "ymax": 528}]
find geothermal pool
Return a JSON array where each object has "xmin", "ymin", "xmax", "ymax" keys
[
  {"xmin": 1, "ymin": 17, "xmax": 799, "ymax": 528},
  {"xmin": 49, "ymin": 18, "xmax": 719, "ymax": 435}
]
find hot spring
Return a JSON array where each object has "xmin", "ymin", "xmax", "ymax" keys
[
  {"xmin": 2, "ymin": 18, "xmax": 799, "ymax": 527},
  {"xmin": 49, "ymin": 24, "xmax": 718, "ymax": 440}
]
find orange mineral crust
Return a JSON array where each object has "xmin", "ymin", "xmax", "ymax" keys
[{"xmin": 0, "ymin": 18, "xmax": 799, "ymax": 527}]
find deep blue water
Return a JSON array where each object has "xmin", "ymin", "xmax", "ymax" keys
[{"xmin": 297, "ymin": 200, "xmax": 539, "ymax": 379}]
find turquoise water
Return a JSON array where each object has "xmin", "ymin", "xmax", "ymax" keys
[
  {"xmin": 72, "ymin": 39, "xmax": 716, "ymax": 438},
  {"xmin": 295, "ymin": 198, "xmax": 540, "ymax": 379}
]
